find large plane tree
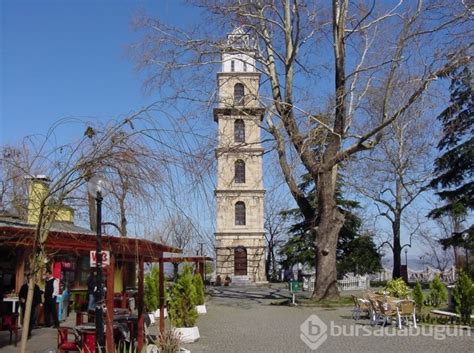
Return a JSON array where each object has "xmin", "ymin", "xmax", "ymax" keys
[{"xmin": 132, "ymin": 0, "xmax": 472, "ymax": 299}]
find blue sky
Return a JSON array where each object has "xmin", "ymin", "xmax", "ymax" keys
[
  {"xmin": 1, "ymin": 0, "xmax": 192, "ymax": 145},
  {"xmin": 1, "ymin": 0, "xmax": 218, "ymax": 252},
  {"xmin": 1, "ymin": 1, "xmax": 456, "ymax": 267}
]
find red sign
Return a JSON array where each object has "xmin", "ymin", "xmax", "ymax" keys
[{"xmin": 90, "ymin": 251, "xmax": 110, "ymax": 267}]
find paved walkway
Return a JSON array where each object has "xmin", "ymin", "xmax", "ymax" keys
[
  {"xmin": 1, "ymin": 286, "xmax": 472, "ymax": 352},
  {"xmin": 0, "ymin": 324, "xmax": 60, "ymax": 353},
  {"xmin": 184, "ymin": 285, "xmax": 473, "ymax": 353}
]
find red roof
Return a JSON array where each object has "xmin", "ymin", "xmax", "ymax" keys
[{"xmin": 0, "ymin": 221, "xmax": 181, "ymax": 261}]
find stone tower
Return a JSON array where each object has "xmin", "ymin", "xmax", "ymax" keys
[{"xmin": 214, "ymin": 28, "xmax": 266, "ymax": 284}]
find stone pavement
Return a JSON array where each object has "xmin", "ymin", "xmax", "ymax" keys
[
  {"xmin": 0, "ymin": 323, "xmax": 63, "ymax": 353},
  {"xmin": 184, "ymin": 285, "xmax": 473, "ymax": 353},
  {"xmin": 1, "ymin": 285, "xmax": 472, "ymax": 352}
]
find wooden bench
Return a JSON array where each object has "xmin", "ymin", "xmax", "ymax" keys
[
  {"xmin": 431, "ymin": 309, "xmax": 474, "ymax": 319},
  {"xmin": 0, "ymin": 313, "xmax": 19, "ymax": 345}
]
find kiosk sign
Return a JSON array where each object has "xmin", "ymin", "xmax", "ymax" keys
[{"xmin": 90, "ymin": 250, "xmax": 110, "ymax": 267}]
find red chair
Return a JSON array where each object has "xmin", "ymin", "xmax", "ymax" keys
[
  {"xmin": 1, "ymin": 313, "xmax": 19, "ymax": 346},
  {"xmin": 57, "ymin": 327, "xmax": 80, "ymax": 353}
]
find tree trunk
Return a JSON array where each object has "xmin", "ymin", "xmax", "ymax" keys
[
  {"xmin": 271, "ymin": 248, "xmax": 278, "ymax": 281},
  {"xmin": 392, "ymin": 177, "xmax": 403, "ymax": 279},
  {"xmin": 172, "ymin": 263, "xmax": 179, "ymax": 280},
  {"xmin": 119, "ymin": 198, "xmax": 127, "ymax": 237},
  {"xmin": 392, "ymin": 216, "xmax": 401, "ymax": 279},
  {"xmin": 312, "ymin": 169, "xmax": 345, "ymax": 300},
  {"xmin": 265, "ymin": 243, "xmax": 271, "ymax": 279},
  {"xmin": 19, "ymin": 276, "xmax": 34, "ymax": 353}
]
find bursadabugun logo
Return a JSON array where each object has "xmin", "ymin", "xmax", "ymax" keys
[
  {"xmin": 300, "ymin": 314, "xmax": 328, "ymax": 350},
  {"xmin": 300, "ymin": 313, "xmax": 471, "ymax": 351}
]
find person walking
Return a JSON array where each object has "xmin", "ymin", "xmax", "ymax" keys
[
  {"xmin": 43, "ymin": 270, "xmax": 59, "ymax": 328},
  {"xmin": 87, "ymin": 270, "xmax": 97, "ymax": 312}
]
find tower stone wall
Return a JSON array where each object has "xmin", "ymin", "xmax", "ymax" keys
[{"xmin": 214, "ymin": 28, "xmax": 267, "ymax": 284}]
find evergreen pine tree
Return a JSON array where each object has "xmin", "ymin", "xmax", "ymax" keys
[
  {"xmin": 429, "ymin": 67, "xmax": 473, "ymax": 258},
  {"xmin": 279, "ymin": 173, "xmax": 381, "ymax": 276},
  {"xmin": 168, "ymin": 266, "xmax": 198, "ymax": 327}
]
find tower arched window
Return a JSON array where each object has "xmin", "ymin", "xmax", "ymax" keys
[
  {"xmin": 234, "ymin": 160, "xmax": 246, "ymax": 183},
  {"xmin": 235, "ymin": 201, "xmax": 246, "ymax": 225},
  {"xmin": 231, "ymin": 60, "xmax": 235, "ymax": 72},
  {"xmin": 234, "ymin": 83, "xmax": 245, "ymax": 105},
  {"xmin": 234, "ymin": 119, "xmax": 245, "ymax": 143}
]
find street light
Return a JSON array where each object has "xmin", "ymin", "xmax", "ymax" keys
[
  {"xmin": 405, "ymin": 248, "xmax": 408, "ymax": 267},
  {"xmin": 87, "ymin": 176, "xmax": 106, "ymax": 353},
  {"xmin": 463, "ymin": 232, "xmax": 469, "ymax": 272}
]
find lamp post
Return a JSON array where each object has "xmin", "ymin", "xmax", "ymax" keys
[
  {"xmin": 463, "ymin": 232, "xmax": 469, "ymax": 272},
  {"xmin": 405, "ymin": 248, "xmax": 408, "ymax": 267},
  {"xmin": 88, "ymin": 177, "xmax": 105, "ymax": 353}
]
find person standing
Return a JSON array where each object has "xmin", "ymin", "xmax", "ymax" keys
[
  {"xmin": 43, "ymin": 270, "xmax": 59, "ymax": 328},
  {"xmin": 87, "ymin": 270, "xmax": 97, "ymax": 312},
  {"xmin": 19, "ymin": 274, "xmax": 43, "ymax": 337}
]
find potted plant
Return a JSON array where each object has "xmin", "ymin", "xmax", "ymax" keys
[
  {"xmin": 384, "ymin": 278, "xmax": 410, "ymax": 299},
  {"xmin": 193, "ymin": 273, "xmax": 207, "ymax": 314},
  {"xmin": 169, "ymin": 266, "xmax": 199, "ymax": 343},
  {"xmin": 144, "ymin": 265, "xmax": 168, "ymax": 319}
]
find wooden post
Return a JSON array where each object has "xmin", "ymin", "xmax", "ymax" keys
[
  {"xmin": 158, "ymin": 254, "xmax": 164, "ymax": 335},
  {"xmin": 137, "ymin": 257, "xmax": 144, "ymax": 352},
  {"xmin": 199, "ymin": 261, "xmax": 204, "ymax": 277},
  {"xmin": 106, "ymin": 254, "xmax": 115, "ymax": 353},
  {"xmin": 121, "ymin": 260, "xmax": 127, "ymax": 308}
]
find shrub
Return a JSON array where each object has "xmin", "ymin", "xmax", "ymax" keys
[
  {"xmin": 193, "ymin": 273, "xmax": 205, "ymax": 306},
  {"xmin": 453, "ymin": 270, "xmax": 474, "ymax": 325},
  {"xmin": 144, "ymin": 265, "xmax": 159, "ymax": 312},
  {"xmin": 429, "ymin": 275, "xmax": 448, "ymax": 307},
  {"xmin": 413, "ymin": 281, "xmax": 424, "ymax": 311},
  {"xmin": 158, "ymin": 329, "xmax": 182, "ymax": 353},
  {"xmin": 385, "ymin": 278, "xmax": 410, "ymax": 298},
  {"xmin": 370, "ymin": 280, "xmax": 387, "ymax": 288},
  {"xmin": 168, "ymin": 266, "xmax": 198, "ymax": 327}
]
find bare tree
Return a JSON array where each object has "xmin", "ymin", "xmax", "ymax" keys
[
  {"xmin": 132, "ymin": 0, "xmax": 472, "ymax": 299},
  {"xmin": 350, "ymin": 101, "xmax": 436, "ymax": 278},
  {"xmin": 154, "ymin": 213, "xmax": 197, "ymax": 278},
  {"xmin": 418, "ymin": 222, "xmax": 454, "ymax": 272},
  {"xmin": 0, "ymin": 112, "xmax": 192, "ymax": 353},
  {"xmin": 84, "ymin": 131, "xmax": 165, "ymax": 237},
  {"xmin": 0, "ymin": 146, "xmax": 31, "ymax": 218},
  {"xmin": 264, "ymin": 190, "xmax": 290, "ymax": 281}
]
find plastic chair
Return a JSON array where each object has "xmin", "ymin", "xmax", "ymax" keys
[{"xmin": 57, "ymin": 326, "xmax": 80, "ymax": 353}]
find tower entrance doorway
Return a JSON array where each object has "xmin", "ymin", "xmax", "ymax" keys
[{"xmin": 234, "ymin": 246, "xmax": 247, "ymax": 276}]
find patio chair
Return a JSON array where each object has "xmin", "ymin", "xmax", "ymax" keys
[
  {"xmin": 397, "ymin": 300, "xmax": 417, "ymax": 329},
  {"xmin": 57, "ymin": 326, "xmax": 80, "ymax": 353},
  {"xmin": 368, "ymin": 298, "xmax": 383, "ymax": 326},
  {"xmin": 351, "ymin": 295, "xmax": 370, "ymax": 320},
  {"xmin": 377, "ymin": 300, "xmax": 399, "ymax": 327},
  {"xmin": 144, "ymin": 313, "xmax": 157, "ymax": 344},
  {"xmin": 1, "ymin": 313, "xmax": 19, "ymax": 345}
]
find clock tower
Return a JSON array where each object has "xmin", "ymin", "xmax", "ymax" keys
[{"xmin": 214, "ymin": 28, "xmax": 266, "ymax": 284}]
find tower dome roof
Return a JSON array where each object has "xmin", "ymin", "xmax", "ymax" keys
[{"xmin": 227, "ymin": 26, "xmax": 255, "ymax": 50}]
